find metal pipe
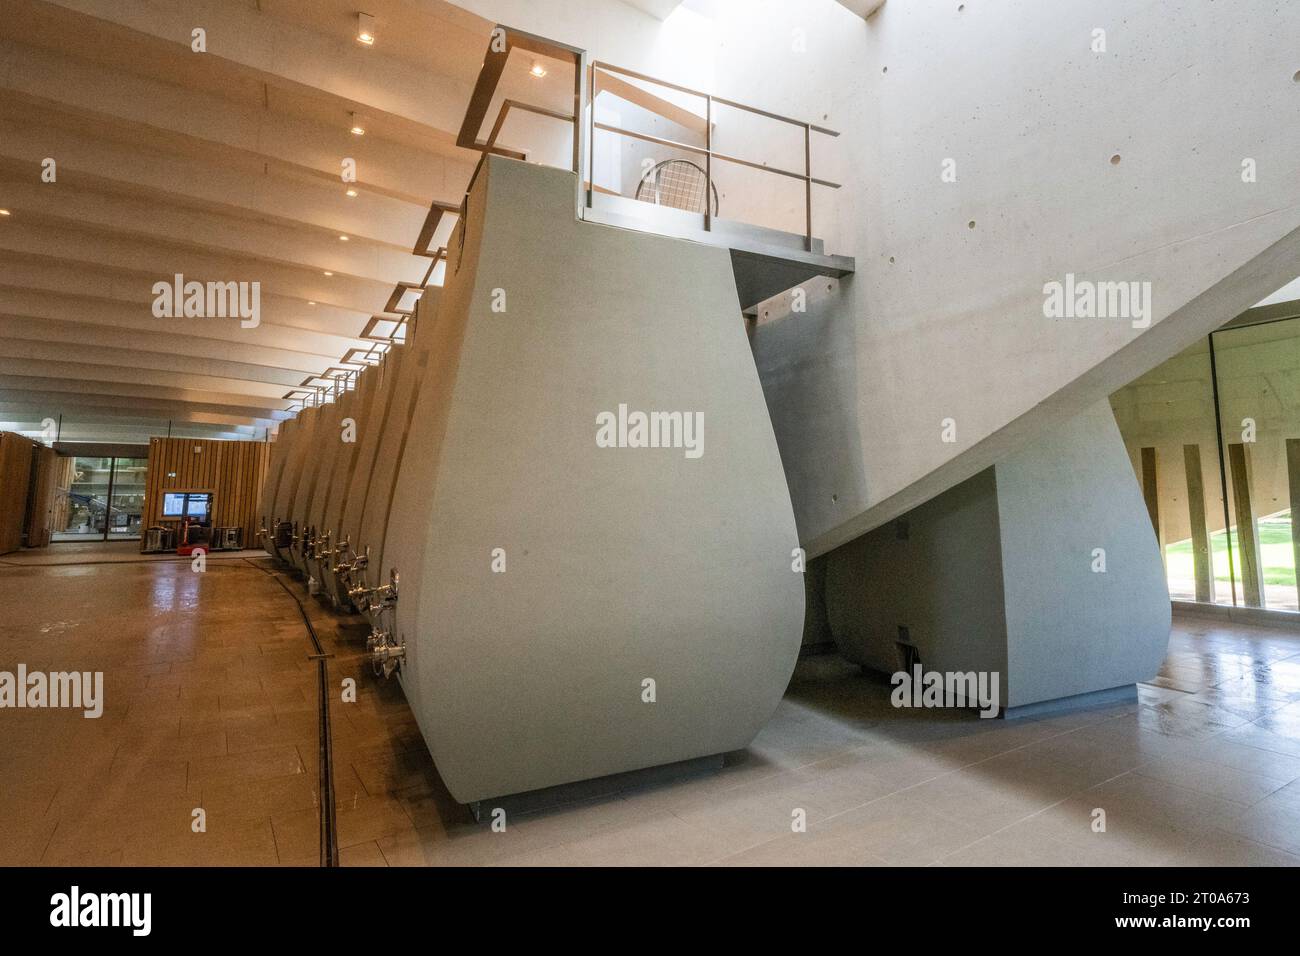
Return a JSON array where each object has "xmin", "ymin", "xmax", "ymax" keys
[
  {"xmin": 586, "ymin": 57, "xmax": 595, "ymax": 210},
  {"xmin": 591, "ymin": 60, "xmax": 839, "ymax": 136},
  {"xmin": 804, "ymin": 123, "xmax": 813, "ymax": 252},
  {"xmin": 591, "ymin": 123, "xmax": 840, "ymax": 188},
  {"xmin": 705, "ymin": 95, "xmax": 713, "ymax": 232}
]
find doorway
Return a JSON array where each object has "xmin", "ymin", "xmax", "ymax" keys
[{"xmin": 52, "ymin": 456, "xmax": 147, "ymax": 542}]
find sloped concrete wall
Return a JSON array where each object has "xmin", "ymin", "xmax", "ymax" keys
[
  {"xmin": 319, "ymin": 369, "xmax": 379, "ymax": 604},
  {"xmin": 354, "ymin": 304, "xmax": 434, "ymax": 597},
  {"xmin": 261, "ymin": 415, "xmax": 293, "ymax": 557},
  {"xmin": 824, "ymin": 400, "xmax": 1168, "ymax": 711},
  {"xmin": 335, "ymin": 343, "xmax": 408, "ymax": 588},
  {"xmin": 997, "ymin": 401, "xmax": 1170, "ymax": 708},
  {"xmin": 469, "ymin": 0, "xmax": 1300, "ymax": 558},
  {"xmin": 823, "ymin": 466, "xmax": 1009, "ymax": 702},
  {"xmin": 732, "ymin": 0, "xmax": 1300, "ymax": 555},
  {"xmin": 385, "ymin": 155, "xmax": 805, "ymax": 803}
]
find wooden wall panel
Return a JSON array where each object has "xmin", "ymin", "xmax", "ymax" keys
[
  {"xmin": 0, "ymin": 432, "xmax": 37, "ymax": 554},
  {"xmin": 140, "ymin": 437, "xmax": 271, "ymax": 552},
  {"xmin": 50, "ymin": 455, "xmax": 74, "ymax": 535},
  {"xmin": 23, "ymin": 446, "xmax": 58, "ymax": 549}
]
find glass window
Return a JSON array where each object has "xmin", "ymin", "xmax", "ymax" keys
[
  {"xmin": 1111, "ymin": 312, "xmax": 1300, "ymax": 612},
  {"xmin": 1211, "ymin": 318, "xmax": 1300, "ymax": 611},
  {"xmin": 1111, "ymin": 339, "xmax": 1228, "ymax": 605},
  {"xmin": 108, "ymin": 457, "xmax": 146, "ymax": 541},
  {"xmin": 52, "ymin": 455, "xmax": 145, "ymax": 543}
]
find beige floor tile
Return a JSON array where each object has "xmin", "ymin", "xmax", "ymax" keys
[
  {"xmin": 339, "ymin": 840, "xmax": 388, "ymax": 867},
  {"xmin": 7, "ymin": 551, "xmax": 1300, "ymax": 868},
  {"xmin": 1132, "ymin": 754, "xmax": 1287, "ymax": 806}
]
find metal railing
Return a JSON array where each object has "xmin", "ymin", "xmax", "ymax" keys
[
  {"xmin": 587, "ymin": 61, "xmax": 841, "ymax": 252},
  {"xmin": 455, "ymin": 26, "xmax": 586, "ymax": 210},
  {"xmin": 449, "ymin": 25, "xmax": 842, "ymax": 251},
  {"xmin": 299, "ymin": 24, "xmax": 842, "ymax": 423}
]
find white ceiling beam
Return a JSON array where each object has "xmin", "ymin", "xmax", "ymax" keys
[
  {"xmin": 0, "ymin": 219, "xmax": 398, "ymax": 313},
  {"xmin": 0, "ymin": 1, "xmax": 455, "ymax": 441},
  {"xmin": 0, "ymin": 116, "xmax": 431, "ymax": 244},
  {"xmin": 0, "ymin": 372, "xmax": 300, "ymax": 411},
  {"xmin": 0, "ymin": 256, "xmax": 375, "ymax": 340},
  {"xmin": 0, "ymin": 378, "xmax": 292, "ymax": 421},
  {"xmin": 0, "ymin": 400, "xmax": 274, "ymax": 429},
  {"xmin": 35, "ymin": 0, "xmax": 475, "ymax": 147},
  {"xmin": 0, "ymin": 354, "xmax": 292, "ymax": 400},
  {"xmin": 0, "ymin": 177, "xmax": 427, "ymax": 284},
  {"xmin": 0, "ymin": 329, "xmax": 325, "ymax": 390},
  {"xmin": 0, "ymin": 39, "xmax": 475, "ymax": 203}
]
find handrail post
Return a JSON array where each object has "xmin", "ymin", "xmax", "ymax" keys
[
  {"xmin": 586, "ymin": 58, "xmax": 595, "ymax": 213},
  {"xmin": 804, "ymin": 122, "xmax": 813, "ymax": 252},
  {"xmin": 705, "ymin": 94, "xmax": 713, "ymax": 232},
  {"xmin": 575, "ymin": 50, "xmax": 589, "ymax": 218}
]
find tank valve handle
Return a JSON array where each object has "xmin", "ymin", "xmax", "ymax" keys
[{"xmin": 370, "ymin": 634, "xmax": 406, "ymax": 678}]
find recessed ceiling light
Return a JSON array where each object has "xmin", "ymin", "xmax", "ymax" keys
[
  {"xmin": 530, "ymin": 61, "xmax": 547, "ymax": 78},
  {"xmin": 338, "ymin": 235, "xmax": 350, "ymax": 241},
  {"xmin": 345, "ymin": 188, "xmax": 358, "ymax": 198},
  {"xmin": 357, "ymin": 12, "xmax": 375, "ymax": 46},
  {"xmin": 349, "ymin": 112, "xmax": 365, "ymax": 136},
  {"xmin": 308, "ymin": 301, "xmax": 317, "ymax": 306},
  {"xmin": 323, "ymin": 271, "xmax": 334, "ymax": 276},
  {"xmin": 0, "ymin": 209, "xmax": 10, "ymax": 216}
]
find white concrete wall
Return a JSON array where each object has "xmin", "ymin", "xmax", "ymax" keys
[
  {"xmin": 824, "ymin": 399, "xmax": 1170, "ymax": 711},
  {"xmin": 737, "ymin": 0, "xmax": 1300, "ymax": 555},
  {"xmin": 824, "ymin": 466, "xmax": 1010, "ymax": 696},
  {"xmin": 461, "ymin": 1, "xmax": 1300, "ymax": 560},
  {"xmin": 386, "ymin": 157, "xmax": 806, "ymax": 802},
  {"xmin": 996, "ymin": 400, "xmax": 1171, "ymax": 708}
]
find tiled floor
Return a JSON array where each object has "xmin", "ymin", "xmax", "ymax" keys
[{"xmin": 3, "ymin": 544, "xmax": 1300, "ymax": 866}]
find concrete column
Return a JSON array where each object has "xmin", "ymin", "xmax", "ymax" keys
[
  {"xmin": 1227, "ymin": 442, "xmax": 1263, "ymax": 607},
  {"xmin": 1182, "ymin": 443, "xmax": 1213, "ymax": 603}
]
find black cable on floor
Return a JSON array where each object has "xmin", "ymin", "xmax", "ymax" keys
[
  {"xmin": 0, "ymin": 554, "xmax": 260, "ymax": 568},
  {"xmin": 243, "ymin": 557, "xmax": 339, "ymax": 868}
]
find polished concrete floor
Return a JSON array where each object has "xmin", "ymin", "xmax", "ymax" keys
[{"xmin": 2, "ymin": 543, "xmax": 1300, "ymax": 866}]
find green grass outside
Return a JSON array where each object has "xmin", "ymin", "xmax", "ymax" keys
[{"xmin": 1166, "ymin": 513, "xmax": 1297, "ymax": 587}]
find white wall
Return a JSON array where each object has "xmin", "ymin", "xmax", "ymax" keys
[
  {"xmin": 825, "ymin": 400, "xmax": 1170, "ymax": 711},
  {"xmin": 456, "ymin": 0, "xmax": 1300, "ymax": 559},
  {"xmin": 736, "ymin": 0, "xmax": 1300, "ymax": 555}
]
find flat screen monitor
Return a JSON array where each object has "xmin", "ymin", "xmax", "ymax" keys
[{"xmin": 162, "ymin": 492, "xmax": 212, "ymax": 521}]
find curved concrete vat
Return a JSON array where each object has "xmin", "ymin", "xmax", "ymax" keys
[
  {"xmin": 290, "ymin": 400, "xmax": 339, "ymax": 575},
  {"xmin": 351, "ymin": 303, "xmax": 434, "ymax": 607},
  {"xmin": 270, "ymin": 404, "xmax": 319, "ymax": 564},
  {"xmin": 261, "ymin": 416, "xmax": 295, "ymax": 558},
  {"xmin": 294, "ymin": 403, "xmax": 330, "ymax": 567},
  {"xmin": 333, "ymin": 343, "xmax": 410, "ymax": 610},
  {"xmin": 382, "ymin": 156, "xmax": 805, "ymax": 804},
  {"xmin": 319, "ymin": 370, "xmax": 381, "ymax": 606},
  {"xmin": 304, "ymin": 391, "xmax": 355, "ymax": 587}
]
